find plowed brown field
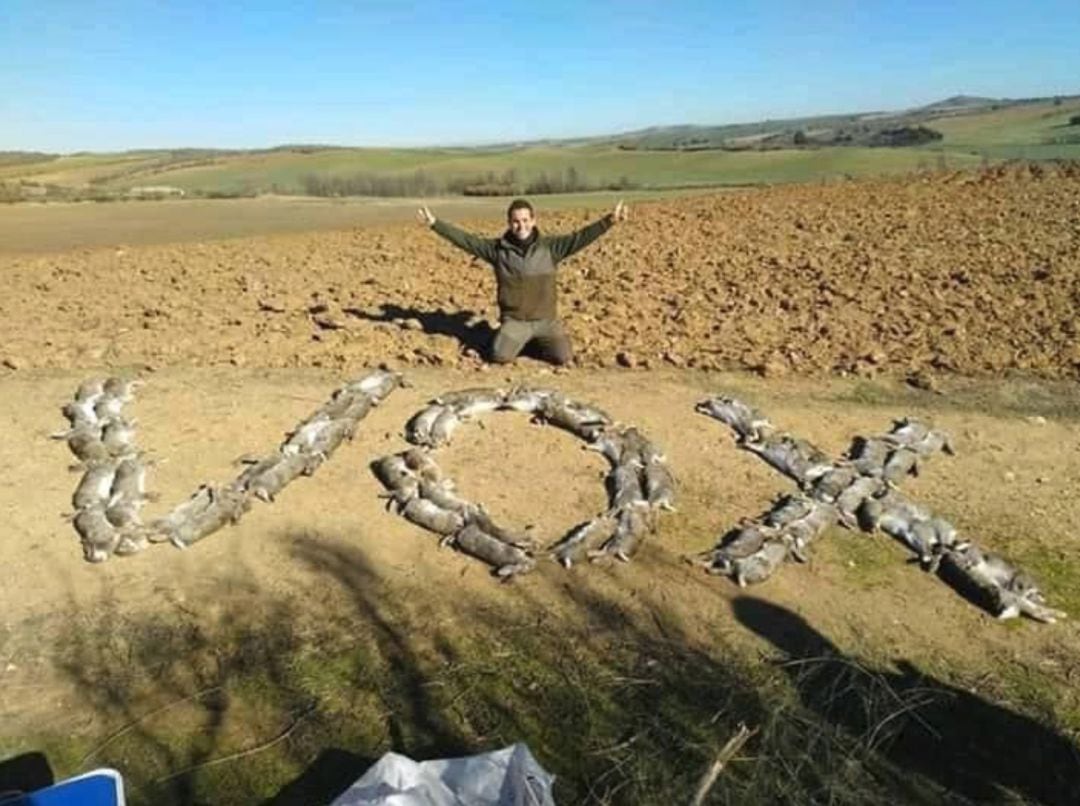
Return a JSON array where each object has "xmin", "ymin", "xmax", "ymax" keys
[{"xmin": 1, "ymin": 163, "xmax": 1077, "ymax": 380}]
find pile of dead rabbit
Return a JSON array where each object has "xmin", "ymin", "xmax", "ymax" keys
[
  {"xmin": 57, "ymin": 370, "xmax": 401, "ymax": 562},
  {"xmin": 374, "ymin": 387, "xmax": 674, "ymax": 579},
  {"xmin": 693, "ymin": 395, "xmax": 1064, "ymax": 623}
]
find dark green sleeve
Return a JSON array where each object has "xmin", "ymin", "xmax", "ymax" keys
[
  {"xmin": 546, "ymin": 214, "xmax": 615, "ymax": 263},
  {"xmin": 430, "ymin": 219, "xmax": 499, "ymax": 265}
]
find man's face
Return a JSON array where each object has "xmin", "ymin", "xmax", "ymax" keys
[{"xmin": 508, "ymin": 208, "xmax": 536, "ymax": 241}]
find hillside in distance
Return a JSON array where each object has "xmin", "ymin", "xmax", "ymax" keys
[
  {"xmin": 2, "ymin": 94, "xmax": 1079, "ymax": 201},
  {"xmin": 582, "ymin": 93, "xmax": 1078, "ymax": 150}
]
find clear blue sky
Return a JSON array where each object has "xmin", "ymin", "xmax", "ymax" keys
[{"xmin": 3, "ymin": 0, "xmax": 1078, "ymax": 152}]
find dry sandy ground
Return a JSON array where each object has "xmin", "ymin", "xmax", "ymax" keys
[
  {"xmin": 0, "ymin": 196, "xmax": 545, "ymax": 255},
  {"xmin": 2, "ymin": 366, "xmax": 1079, "ymax": 742}
]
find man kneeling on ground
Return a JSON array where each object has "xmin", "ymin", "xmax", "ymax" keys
[{"xmin": 417, "ymin": 198, "xmax": 627, "ymax": 366}]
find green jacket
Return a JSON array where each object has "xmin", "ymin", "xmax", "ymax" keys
[{"xmin": 431, "ymin": 214, "xmax": 614, "ymax": 321}]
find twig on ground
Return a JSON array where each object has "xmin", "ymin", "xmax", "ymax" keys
[
  {"xmin": 610, "ymin": 676, "xmax": 660, "ymax": 686},
  {"xmin": 79, "ymin": 685, "xmax": 225, "ymax": 769},
  {"xmin": 589, "ymin": 730, "xmax": 644, "ymax": 757},
  {"xmin": 689, "ymin": 722, "xmax": 756, "ymax": 806},
  {"xmin": 865, "ymin": 692, "xmax": 940, "ymax": 750},
  {"xmin": 152, "ymin": 702, "xmax": 316, "ymax": 785}
]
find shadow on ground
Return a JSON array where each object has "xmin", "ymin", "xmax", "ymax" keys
[
  {"xmin": 350, "ymin": 303, "xmax": 494, "ymax": 357},
  {"xmin": 733, "ymin": 596, "xmax": 1080, "ymax": 805},
  {"xmin": 0, "ymin": 751, "xmax": 54, "ymax": 800},
  {"xmin": 43, "ymin": 533, "xmax": 1080, "ymax": 805}
]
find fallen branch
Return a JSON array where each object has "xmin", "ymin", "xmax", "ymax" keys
[
  {"xmin": 79, "ymin": 685, "xmax": 225, "ymax": 769},
  {"xmin": 152, "ymin": 702, "xmax": 317, "ymax": 785},
  {"xmin": 689, "ymin": 722, "xmax": 756, "ymax": 806}
]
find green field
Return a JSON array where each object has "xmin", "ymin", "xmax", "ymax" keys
[
  {"xmin": 3, "ymin": 99, "xmax": 1078, "ymax": 200},
  {"xmin": 120, "ymin": 144, "xmax": 989, "ymax": 195},
  {"xmin": 0, "ymin": 145, "xmax": 986, "ymax": 199},
  {"xmin": 931, "ymin": 100, "xmax": 1080, "ymax": 160}
]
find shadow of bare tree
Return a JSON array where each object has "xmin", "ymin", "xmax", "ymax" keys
[
  {"xmin": 733, "ymin": 596, "xmax": 1080, "ymax": 805},
  {"xmin": 54, "ymin": 582, "xmax": 315, "ymax": 806},
  {"xmin": 45, "ymin": 533, "xmax": 1080, "ymax": 805},
  {"xmin": 284, "ymin": 535, "xmax": 774, "ymax": 804}
]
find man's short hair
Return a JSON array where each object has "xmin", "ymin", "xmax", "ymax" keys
[{"xmin": 506, "ymin": 198, "xmax": 534, "ymax": 218}]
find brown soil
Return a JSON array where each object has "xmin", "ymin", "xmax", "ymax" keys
[
  {"xmin": 1, "ymin": 166, "xmax": 1079, "ymax": 797},
  {"xmin": 0, "ymin": 163, "xmax": 1077, "ymax": 380},
  {"xmin": 2, "ymin": 367, "xmax": 1079, "ymax": 738}
]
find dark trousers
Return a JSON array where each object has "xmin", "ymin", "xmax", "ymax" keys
[{"xmin": 491, "ymin": 318, "xmax": 573, "ymax": 366}]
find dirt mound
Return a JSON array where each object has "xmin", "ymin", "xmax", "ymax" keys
[{"xmin": 1, "ymin": 165, "xmax": 1077, "ymax": 379}]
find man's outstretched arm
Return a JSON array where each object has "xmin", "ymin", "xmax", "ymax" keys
[
  {"xmin": 547, "ymin": 200, "xmax": 628, "ymax": 263},
  {"xmin": 417, "ymin": 205, "xmax": 498, "ymax": 265}
]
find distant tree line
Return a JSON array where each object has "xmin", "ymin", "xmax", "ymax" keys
[
  {"xmin": 301, "ymin": 169, "xmax": 442, "ymax": 198},
  {"xmin": 0, "ymin": 151, "xmax": 59, "ymax": 167},
  {"xmin": 0, "ymin": 181, "xmax": 116, "ymax": 203},
  {"xmin": 789, "ymin": 125, "xmax": 943, "ymax": 148},
  {"xmin": 867, "ymin": 126, "xmax": 944, "ymax": 147},
  {"xmin": 0, "ymin": 180, "xmax": 255, "ymax": 204},
  {"xmin": 617, "ymin": 122, "xmax": 949, "ymax": 152},
  {"xmin": 300, "ymin": 167, "xmax": 638, "ymax": 198},
  {"xmin": 520, "ymin": 166, "xmax": 637, "ymax": 195}
]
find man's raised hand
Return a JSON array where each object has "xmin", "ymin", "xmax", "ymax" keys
[
  {"xmin": 417, "ymin": 206, "xmax": 436, "ymax": 227},
  {"xmin": 612, "ymin": 200, "xmax": 628, "ymax": 223}
]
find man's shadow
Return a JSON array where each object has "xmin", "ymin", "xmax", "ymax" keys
[
  {"xmin": 262, "ymin": 748, "xmax": 375, "ymax": 806},
  {"xmin": 353, "ymin": 303, "xmax": 561, "ymax": 365},
  {"xmin": 351, "ymin": 303, "xmax": 494, "ymax": 356},
  {"xmin": 733, "ymin": 597, "xmax": 1080, "ymax": 805}
]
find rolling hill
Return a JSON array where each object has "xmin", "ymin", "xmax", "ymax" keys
[{"xmin": 2, "ymin": 94, "xmax": 1078, "ymax": 202}]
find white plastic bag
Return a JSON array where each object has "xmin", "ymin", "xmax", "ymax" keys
[{"xmin": 330, "ymin": 742, "xmax": 555, "ymax": 806}]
